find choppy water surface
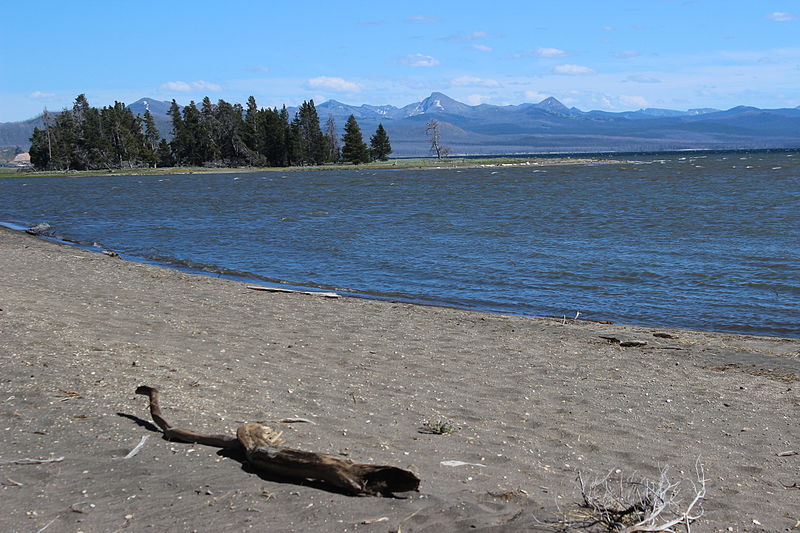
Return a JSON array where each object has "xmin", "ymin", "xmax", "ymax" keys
[{"xmin": 2, "ymin": 151, "xmax": 799, "ymax": 337}]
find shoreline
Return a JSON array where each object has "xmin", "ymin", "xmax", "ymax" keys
[
  {"xmin": 1, "ymin": 225, "xmax": 798, "ymax": 531},
  {"xmin": 4, "ymin": 147, "xmax": 798, "ymax": 179},
  {"xmin": 1, "ymin": 155, "xmax": 625, "ymax": 179},
  {"xmin": 7, "ymin": 223, "xmax": 794, "ymax": 340}
]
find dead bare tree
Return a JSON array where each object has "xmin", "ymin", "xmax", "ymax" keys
[
  {"xmin": 324, "ymin": 114, "xmax": 340, "ymax": 163},
  {"xmin": 426, "ymin": 119, "xmax": 450, "ymax": 158},
  {"xmin": 42, "ymin": 108, "xmax": 53, "ymax": 162}
]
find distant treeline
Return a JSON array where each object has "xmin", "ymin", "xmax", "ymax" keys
[{"xmin": 28, "ymin": 94, "xmax": 391, "ymax": 171}]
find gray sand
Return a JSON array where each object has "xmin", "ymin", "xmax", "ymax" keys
[{"xmin": 0, "ymin": 226, "xmax": 797, "ymax": 532}]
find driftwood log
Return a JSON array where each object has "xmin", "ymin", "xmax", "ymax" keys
[{"xmin": 135, "ymin": 386, "xmax": 420, "ymax": 497}]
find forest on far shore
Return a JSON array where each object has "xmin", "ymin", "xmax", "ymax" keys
[{"xmin": 28, "ymin": 94, "xmax": 392, "ymax": 171}]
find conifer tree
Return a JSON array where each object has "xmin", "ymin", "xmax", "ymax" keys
[
  {"xmin": 214, "ymin": 99, "xmax": 249, "ymax": 164},
  {"xmin": 341, "ymin": 115, "xmax": 370, "ymax": 164},
  {"xmin": 30, "ymin": 104, "xmax": 76, "ymax": 170},
  {"xmin": 244, "ymin": 96, "xmax": 260, "ymax": 154},
  {"xmin": 69, "ymin": 95, "xmax": 109, "ymax": 169},
  {"xmin": 28, "ymin": 127, "xmax": 51, "ymax": 169},
  {"xmin": 101, "ymin": 101, "xmax": 145, "ymax": 168},
  {"xmin": 28, "ymin": 93, "xmax": 386, "ymax": 171},
  {"xmin": 292, "ymin": 100, "xmax": 325, "ymax": 165},
  {"xmin": 157, "ymin": 138, "xmax": 174, "ymax": 167},
  {"xmin": 287, "ymin": 118, "xmax": 301, "ymax": 166},
  {"xmin": 369, "ymin": 123, "xmax": 392, "ymax": 161},
  {"xmin": 168, "ymin": 99, "xmax": 186, "ymax": 165},
  {"xmin": 178, "ymin": 101, "xmax": 203, "ymax": 166},
  {"xmin": 71, "ymin": 94, "xmax": 94, "ymax": 169},
  {"xmin": 260, "ymin": 106, "xmax": 288, "ymax": 166},
  {"xmin": 199, "ymin": 97, "xmax": 221, "ymax": 163},
  {"xmin": 83, "ymin": 106, "xmax": 109, "ymax": 169},
  {"xmin": 142, "ymin": 110, "xmax": 161, "ymax": 167},
  {"xmin": 29, "ymin": 94, "xmax": 151, "ymax": 170},
  {"xmin": 53, "ymin": 107, "xmax": 78, "ymax": 169}
]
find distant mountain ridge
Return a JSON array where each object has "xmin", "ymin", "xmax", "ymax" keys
[
  {"xmin": 127, "ymin": 98, "xmax": 173, "ymax": 116},
  {"xmin": 3, "ymin": 93, "xmax": 800, "ymax": 156}
]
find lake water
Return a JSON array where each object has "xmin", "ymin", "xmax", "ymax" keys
[{"xmin": 2, "ymin": 151, "xmax": 799, "ymax": 338}]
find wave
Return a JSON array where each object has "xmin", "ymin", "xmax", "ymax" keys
[{"xmin": 744, "ymin": 282, "xmax": 800, "ymax": 295}]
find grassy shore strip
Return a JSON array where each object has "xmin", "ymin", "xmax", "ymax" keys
[{"xmin": 0, "ymin": 155, "xmax": 625, "ymax": 179}]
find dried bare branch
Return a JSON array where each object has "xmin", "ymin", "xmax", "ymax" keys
[
  {"xmin": 562, "ymin": 459, "xmax": 706, "ymax": 532},
  {"xmin": 123, "ymin": 435, "xmax": 149, "ymax": 459},
  {"xmin": 135, "ymin": 385, "xmax": 419, "ymax": 497},
  {"xmin": 0, "ymin": 456, "xmax": 65, "ymax": 466}
]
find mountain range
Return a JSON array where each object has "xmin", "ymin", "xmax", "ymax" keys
[{"xmin": 4, "ymin": 92, "xmax": 800, "ymax": 157}]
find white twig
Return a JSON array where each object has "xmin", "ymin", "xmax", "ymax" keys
[
  {"xmin": 247, "ymin": 285, "xmax": 339, "ymax": 298},
  {"xmin": 440, "ymin": 460, "xmax": 486, "ymax": 467},
  {"xmin": 279, "ymin": 417, "xmax": 317, "ymax": 425},
  {"xmin": 36, "ymin": 518, "xmax": 57, "ymax": 533},
  {"xmin": 0, "ymin": 456, "xmax": 64, "ymax": 466},
  {"xmin": 361, "ymin": 517, "xmax": 389, "ymax": 524},
  {"xmin": 124, "ymin": 435, "xmax": 149, "ymax": 459},
  {"xmin": 622, "ymin": 461, "xmax": 706, "ymax": 533}
]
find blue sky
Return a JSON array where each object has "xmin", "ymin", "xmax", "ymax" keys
[{"xmin": 2, "ymin": 0, "xmax": 799, "ymax": 121}]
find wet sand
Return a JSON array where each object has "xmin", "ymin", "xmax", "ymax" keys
[{"xmin": 0, "ymin": 226, "xmax": 797, "ymax": 532}]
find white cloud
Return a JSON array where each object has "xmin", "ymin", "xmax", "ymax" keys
[
  {"xmin": 192, "ymin": 80, "xmax": 222, "ymax": 91},
  {"xmin": 29, "ymin": 91, "xmax": 55, "ymax": 99},
  {"xmin": 406, "ymin": 15, "xmax": 439, "ymax": 23},
  {"xmin": 250, "ymin": 65, "xmax": 270, "ymax": 73},
  {"xmin": 510, "ymin": 48, "xmax": 568, "ymax": 59},
  {"xmin": 767, "ymin": 12, "xmax": 797, "ymax": 22},
  {"xmin": 615, "ymin": 50, "xmax": 640, "ymax": 58},
  {"xmin": 719, "ymin": 50, "xmax": 777, "ymax": 64},
  {"xmin": 469, "ymin": 30, "xmax": 488, "ymax": 40},
  {"xmin": 524, "ymin": 91, "xmax": 550, "ymax": 102},
  {"xmin": 581, "ymin": 93, "xmax": 650, "ymax": 111},
  {"xmin": 537, "ymin": 47, "xmax": 567, "ymax": 58},
  {"xmin": 452, "ymin": 75, "xmax": 500, "ymax": 87},
  {"xmin": 553, "ymin": 64, "xmax": 596, "ymax": 75},
  {"xmin": 619, "ymin": 95, "xmax": 649, "ymax": 108},
  {"xmin": 401, "ymin": 53, "xmax": 440, "ymax": 67},
  {"xmin": 160, "ymin": 80, "xmax": 222, "ymax": 92},
  {"xmin": 603, "ymin": 25, "xmax": 615, "ymax": 31},
  {"xmin": 161, "ymin": 81, "xmax": 192, "ymax": 91},
  {"xmin": 465, "ymin": 94, "xmax": 490, "ymax": 105},
  {"xmin": 307, "ymin": 76, "xmax": 362, "ymax": 92},
  {"xmin": 472, "ymin": 44, "xmax": 492, "ymax": 52}
]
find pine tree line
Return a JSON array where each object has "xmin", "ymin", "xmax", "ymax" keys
[{"xmin": 29, "ymin": 94, "xmax": 391, "ymax": 171}]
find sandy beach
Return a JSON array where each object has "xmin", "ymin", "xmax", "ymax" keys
[{"xmin": 0, "ymin": 225, "xmax": 797, "ymax": 532}]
